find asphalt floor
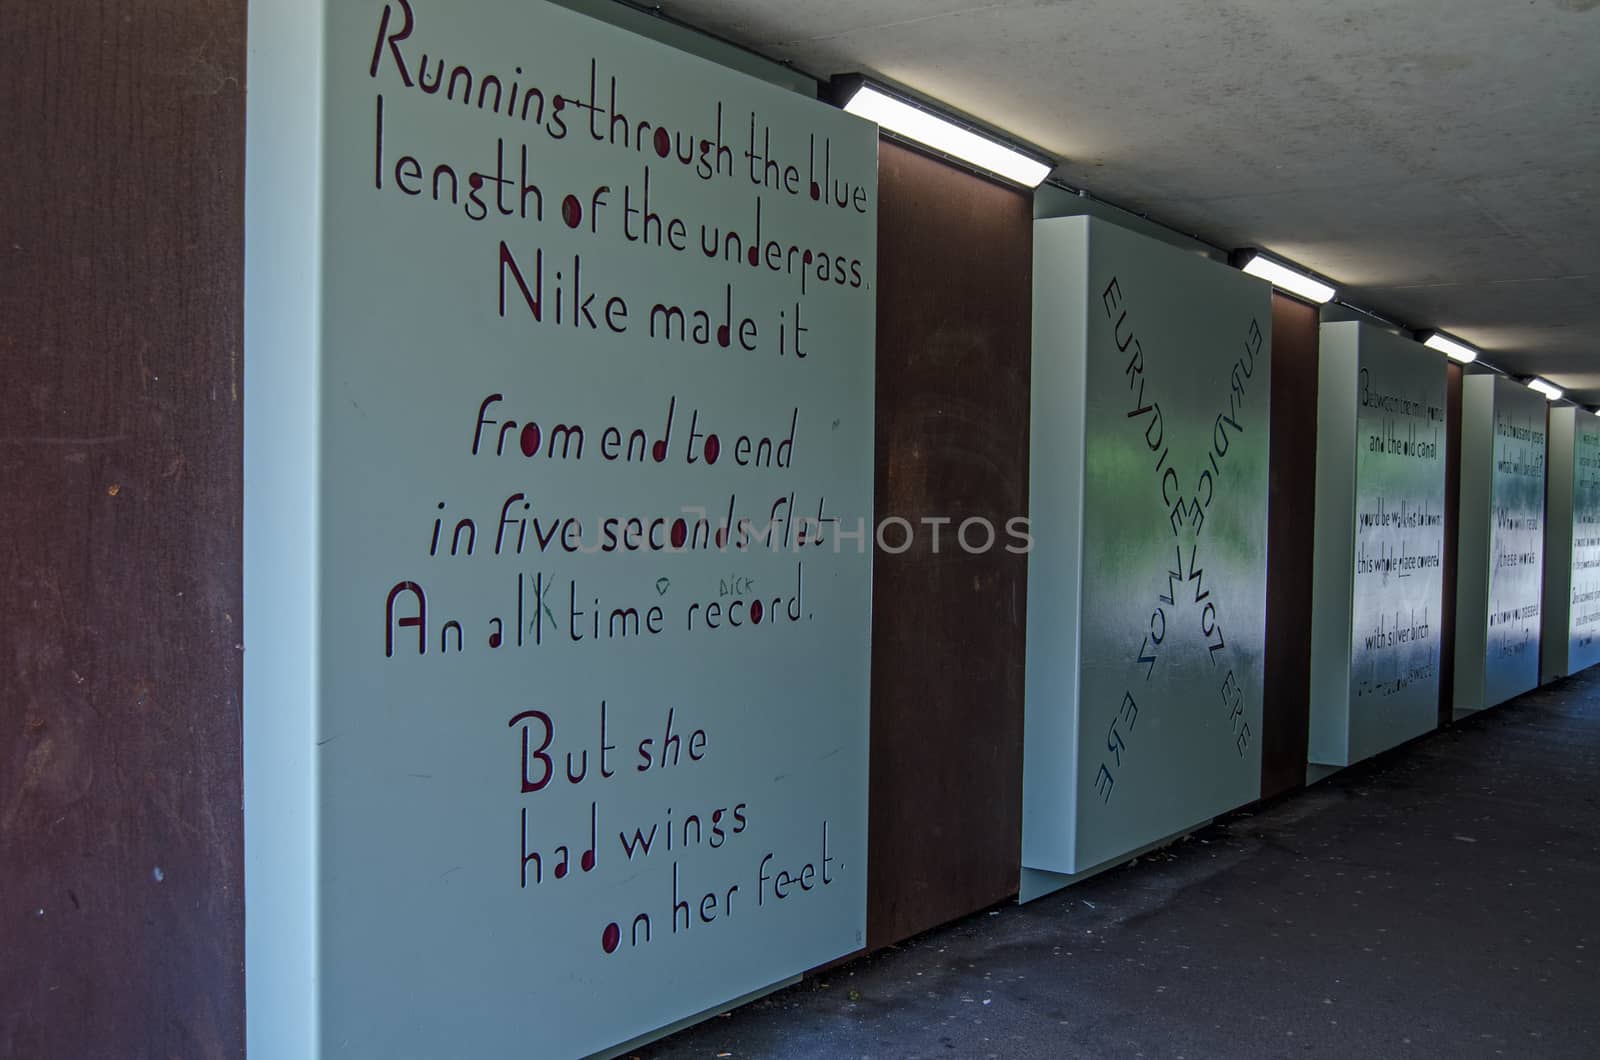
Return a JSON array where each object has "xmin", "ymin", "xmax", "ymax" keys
[{"xmin": 640, "ymin": 669, "xmax": 1600, "ymax": 1059}]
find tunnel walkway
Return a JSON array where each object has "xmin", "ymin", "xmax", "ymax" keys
[{"xmin": 643, "ymin": 670, "xmax": 1600, "ymax": 1059}]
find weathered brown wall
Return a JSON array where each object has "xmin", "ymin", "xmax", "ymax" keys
[
  {"xmin": 867, "ymin": 141, "xmax": 1033, "ymax": 948},
  {"xmin": 0, "ymin": 3, "xmax": 246, "ymax": 1057},
  {"xmin": 1439, "ymin": 362, "xmax": 1464, "ymax": 722},
  {"xmin": 1259, "ymin": 294, "xmax": 1321, "ymax": 799}
]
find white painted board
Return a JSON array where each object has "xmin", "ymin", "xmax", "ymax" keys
[
  {"xmin": 1308, "ymin": 323, "xmax": 1446, "ymax": 767},
  {"xmin": 1023, "ymin": 216, "xmax": 1271, "ymax": 890},
  {"xmin": 244, "ymin": 2, "xmax": 877, "ymax": 1056},
  {"xmin": 1542, "ymin": 406, "xmax": 1600, "ymax": 681},
  {"xmin": 1454, "ymin": 375, "xmax": 1546, "ymax": 712}
]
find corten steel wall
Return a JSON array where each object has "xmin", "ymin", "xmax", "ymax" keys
[
  {"xmin": 0, "ymin": 3, "xmax": 246, "ymax": 1057},
  {"xmin": 1259, "ymin": 294, "xmax": 1320, "ymax": 799},
  {"xmin": 1439, "ymin": 362, "xmax": 1464, "ymax": 722},
  {"xmin": 868, "ymin": 141, "xmax": 1033, "ymax": 949}
]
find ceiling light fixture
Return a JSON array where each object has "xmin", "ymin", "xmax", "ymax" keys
[
  {"xmin": 1420, "ymin": 331, "xmax": 1480, "ymax": 364},
  {"xmin": 838, "ymin": 80, "xmax": 1053, "ymax": 188},
  {"xmin": 1233, "ymin": 249, "xmax": 1336, "ymax": 304},
  {"xmin": 1527, "ymin": 377, "xmax": 1564, "ymax": 401}
]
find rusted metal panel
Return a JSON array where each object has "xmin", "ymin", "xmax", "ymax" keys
[
  {"xmin": 1440, "ymin": 362, "xmax": 1465, "ymax": 723},
  {"xmin": 1260, "ymin": 294, "xmax": 1320, "ymax": 799},
  {"xmin": 0, "ymin": 2, "xmax": 246, "ymax": 1056},
  {"xmin": 867, "ymin": 142, "xmax": 1032, "ymax": 948}
]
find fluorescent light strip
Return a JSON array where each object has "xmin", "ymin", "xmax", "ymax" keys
[
  {"xmin": 1422, "ymin": 332, "xmax": 1479, "ymax": 364},
  {"xmin": 1238, "ymin": 252, "xmax": 1335, "ymax": 304},
  {"xmin": 1527, "ymin": 377, "xmax": 1564, "ymax": 401},
  {"xmin": 843, "ymin": 85, "xmax": 1052, "ymax": 188}
]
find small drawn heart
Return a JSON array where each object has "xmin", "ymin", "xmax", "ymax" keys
[{"xmin": 655, "ymin": 577, "xmax": 671, "ymax": 596}]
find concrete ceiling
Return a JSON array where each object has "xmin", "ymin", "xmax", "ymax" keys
[{"xmin": 659, "ymin": 0, "xmax": 1600, "ymax": 404}]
